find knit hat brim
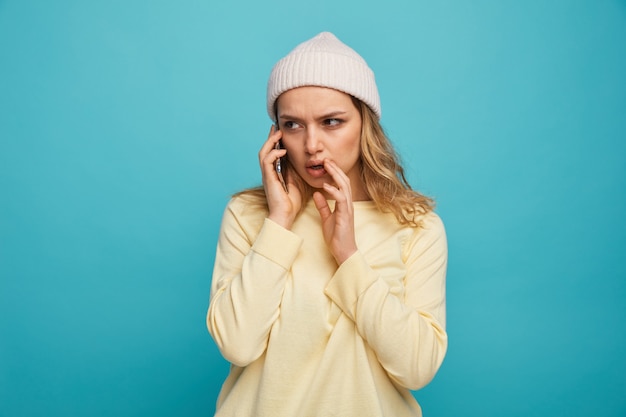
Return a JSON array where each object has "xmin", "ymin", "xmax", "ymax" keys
[{"xmin": 266, "ymin": 32, "xmax": 381, "ymax": 121}]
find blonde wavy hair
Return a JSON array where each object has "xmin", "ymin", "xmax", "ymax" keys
[{"xmin": 234, "ymin": 97, "xmax": 434, "ymax": 227}]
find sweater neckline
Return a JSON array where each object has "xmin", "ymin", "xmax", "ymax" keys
[{"xmin": 306, "ymin": 199, "xmax": 378, "ymax": 210}]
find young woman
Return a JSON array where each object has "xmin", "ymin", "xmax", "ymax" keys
[{"xmin": 207, "ymin": 32, "xmax": 447, "ymax": 417}]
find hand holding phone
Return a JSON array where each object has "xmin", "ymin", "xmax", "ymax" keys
[
  {"xmin": 264, "ymin": 123, "xmax": 300, "ymax": 230},
  {"xmin": 274, "ymin": 139, "xmax": 288, "ymax": 193}
]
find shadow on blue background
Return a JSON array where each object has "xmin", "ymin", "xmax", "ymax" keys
[{"xmin": 1, "ymin": 1, "xmax": 625, "ymax": 416}]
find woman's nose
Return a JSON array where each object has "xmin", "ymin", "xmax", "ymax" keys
[{"xmin": 304, "ymin": 129, "xmax": 322, "ymax": 154}]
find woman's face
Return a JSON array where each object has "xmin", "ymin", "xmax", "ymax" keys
[{"xmin": 276, "ymin": 86, "xmax": 367, "ymax": 200}]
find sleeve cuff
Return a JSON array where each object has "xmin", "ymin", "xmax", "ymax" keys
[
  {"xmin": 251, "ymin": 218, "xmax": 303, "ymax": 270},
  {"xmin": 324, "ymin": 251, "xmax": 379, "ymax": 321}
]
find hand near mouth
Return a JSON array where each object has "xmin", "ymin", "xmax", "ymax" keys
[{"xmin": 312, "ymin": 159, "xmax": 358, "ymax": 265}]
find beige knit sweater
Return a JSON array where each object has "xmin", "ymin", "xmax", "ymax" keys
[{"xmin": 207, "ymin": 196, "xmax": 447, "ymax": 417}]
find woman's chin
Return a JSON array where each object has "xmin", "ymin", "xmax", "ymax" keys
[{"xmin": 303, "ymin": 177, "xmax": 328, "ymax": 191}]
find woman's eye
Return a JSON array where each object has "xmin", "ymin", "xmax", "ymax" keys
[
  {"xmin": 324, "ymin": 118, "xmax": 342, "ymax": 127},
  {"xmin": 284, "ymin": 121, "xmax": 300, "ymax": 129}
]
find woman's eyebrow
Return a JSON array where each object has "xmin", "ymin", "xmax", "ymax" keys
[
  {"xmin": 277, "ymin": 113, "xmax": 302, "ymax": 122},
  {"xmin": 318, "ymin": 110, "xmax": 347, "ymax": 119}
]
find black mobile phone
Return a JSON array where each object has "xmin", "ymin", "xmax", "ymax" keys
[{"xmin": 274, "ymin": 124, "xmax": 288, "ymax": 193}]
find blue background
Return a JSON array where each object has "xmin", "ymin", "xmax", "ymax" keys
[{"xmin": 1, "ymin": 1, "xmax": 625, "ymax": 416}]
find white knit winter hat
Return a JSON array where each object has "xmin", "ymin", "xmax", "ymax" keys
[{"xmin": 267, "ymin": 32, "xmax": 381, "ymax": 121}]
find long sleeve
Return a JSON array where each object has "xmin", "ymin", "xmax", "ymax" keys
[
  {"xmin": 207, "ymin": 200, "xmax": 303, "ymax": 366},
  {"xmin": 210, "ymin": 201, "xmax": 447, "ymax": 417},
  {"xmin": 324, "ymin": 212, "xmax": 448, "ymax": 390}
]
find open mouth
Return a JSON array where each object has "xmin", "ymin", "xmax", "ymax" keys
[{"xmin": 306, "ymin": 161, "xmax": 327, "ymax": 177}]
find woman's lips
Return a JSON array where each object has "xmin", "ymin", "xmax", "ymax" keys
[{"xmin": 306, "ymin": 162, "xmax": 327, "ymax": 178}]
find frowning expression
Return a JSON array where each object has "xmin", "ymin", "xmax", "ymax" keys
[{"xmin": 276, "ymin": 86, "xmax": 366, "ymax": 200}]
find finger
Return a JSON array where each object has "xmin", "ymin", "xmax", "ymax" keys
[
  {"xmin": 313, "ymin": 191, "xmax": 332, "ymax": 222},
  {"xmin": 324, "ymin": 160, "xmax": 351, "ymax": 193},
  {"xmin": 262, "ymin": 147, "xmax": 286, "ymax": 165},
  {"xmin": 322, "ymin": 182, "xmax": 346, "ymax": 204},
  {"xmin": 259, "ymin": 125, "xmax": 283, "ymax": 161},
  {"xmin": 323, "ymin": 160, "xmax": 352, "ymax": 204},
  {"xmin": 261, "ymin": 148, "xmax": 287, "ymax": 179},
  {"xmin": 259, "ymin": 126, "xmax": 285, "ymax": 171}
]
